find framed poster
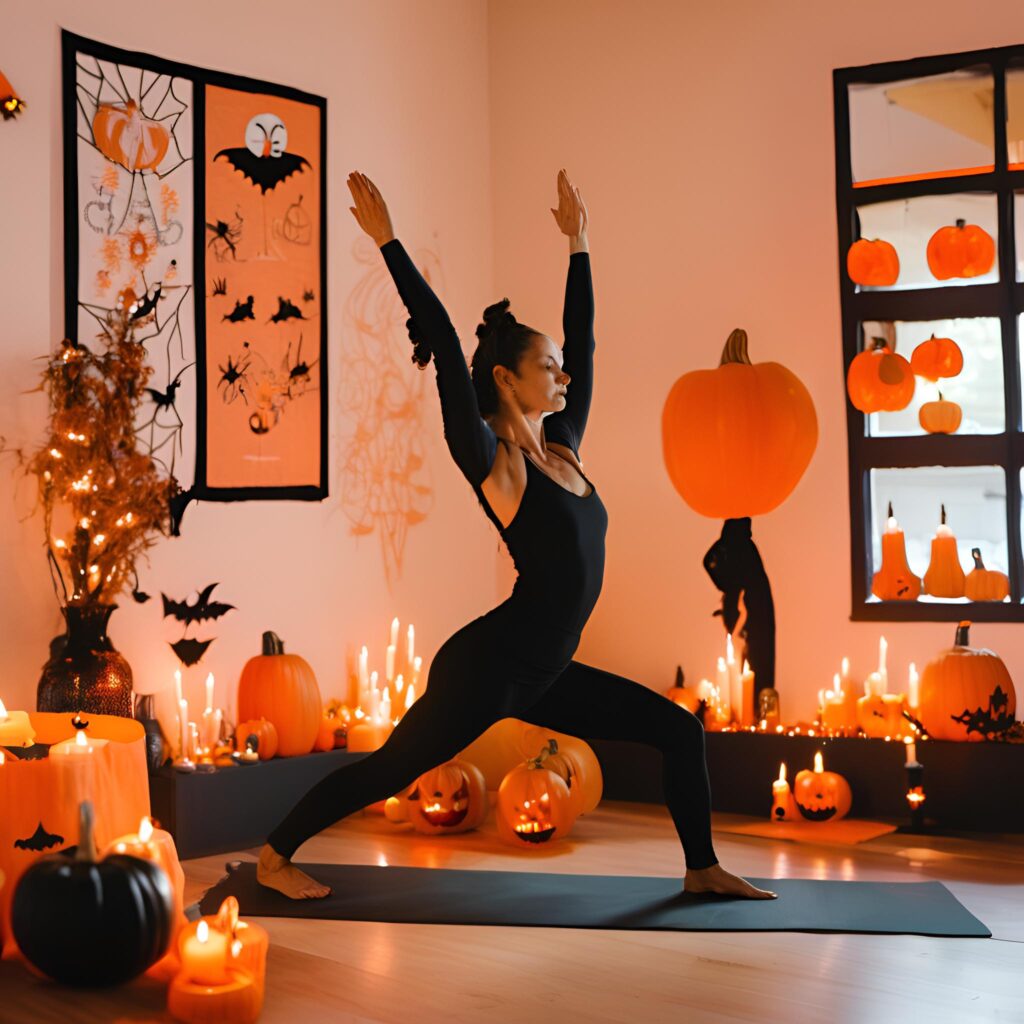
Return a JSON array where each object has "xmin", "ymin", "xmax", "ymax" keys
[{"xmin": 62, "ymin": 31, "xmax": 327, "ymax": 514}]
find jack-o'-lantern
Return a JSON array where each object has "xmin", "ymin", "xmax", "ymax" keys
[
  {"xmin": 662, "ymin": 328, "xmax": 818, "ymax": 518},
  {"xmin": 918, "ymin": 622, "xmax": 1017, "ymax": 741},
  {"xmin": 664, "ymin": 666, "xmax": 701, "ymax": 714},
  {"xmin": 964, "ymin": 549, "xmax": 1010, "ymax": 602},
  {"xmin": 846, "ymin": 238, "xmax": 900, "ymax": 286},
  {"xmin": 919, "ymin": 395, "xmax": 962, "ymax": 434},
  {"xmin": 517, "ymin": 725, "xmax": 603, "ymax": 815},
  {"xmin": 923, "ymin": 505, "xmax": 965, "ymax": 598},
  {"xmin": 384, "ymin": 758, "xmax": 489, "ymax": 835},
  {"xmin": 910, "ymin": 334, "xmax": 963, "ymax": 381},
  {"xmin": 514, "ymin": 739, "xmax": 586, "ymax": 818},
  {"xmin": 235, "ymin": 718, "xmax": 278, "ymax": 760},
  {"xmin": 793, "ymin": 752, "xmax": 852, "ymax": 822},
  {"xmin": 496, "ymin": 746, "xmax": 576, "ymax": 845},
  {"xmin": 926, "ymin": 219, "xmax": 996, "ymax": 280},
  {"xmin": 92, "ymin": 100, "xmax": 170, "ymax": 172},
  {"xmin": 847, "ymin": 338, "xmax": 915, "ymax": 413},
  {"xmin": 237, "ymin": 632, "xmax": 321, "ymax": 757}
]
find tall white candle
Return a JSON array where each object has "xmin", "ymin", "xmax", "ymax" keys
[
  {"xmin": 390, "ymin": 616, "xmax": 399, "ymax": 649},
  {"xmin": 381, "ymin": 686, "xmax": 392, "ymax": 724},
  {"xmin": 205, "ymin": 672, "xmax": 215, "ymax": 712},
  {"xmin": 904, "ymin": 738, "xmax": 918, "ymax": 765},
  {"xmin": 404, "ymin": 684, "xmax": 416, "ymax": 710},
  {"xmin": 394, "ymin": 672, "xmax": 404, "ymax": 695},
  {"xmin": 174, "ymin": 668, "xmax": 183, "ymax": 707},
  {"xmin": 840, "ymin": 657, "xmax": 851, "ymax": 691},
  {"xmin": 878, "ymin": 636, "xmax": 888, "ymax": 693},
  {"xmin": 412, "ymin": 655, "xmax": 422, "ymax": 690},
  {"xmin": 178, "ymin": 699, "xmax": 190, "ymax": 761},
  {"xmin": 407, "ymin": 624, "xmax": 415, "ymax": 666},
  {"xmin": 386, "ymin": 644, "xmax": 396, "ymax": 683},
  {"xmin": 908, "ymin": 663, "xmax": 920, "ymax": 710}
]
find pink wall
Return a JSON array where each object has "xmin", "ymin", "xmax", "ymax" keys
[{"xmin": 487, "ymin": 0, "xmax": 1024, "ymax": 719}]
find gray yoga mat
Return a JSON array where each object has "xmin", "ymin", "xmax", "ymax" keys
[{"xmin": 198, "ymin": 862, "xmax": 990, "ymax": 937}]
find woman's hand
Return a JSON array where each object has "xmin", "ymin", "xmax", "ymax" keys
[
  {"xmin": 347, "ymin": 171, "xmax": 395, "ymax": 247},
  {"xmin": 550, "ymin": 168, "xmax": 589, "ymax": 254}
]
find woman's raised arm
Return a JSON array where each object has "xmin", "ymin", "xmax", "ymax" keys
[
  {"xmin": 543, "ymin": 169, "xmax": 594, "ymax": 458},
  {"xmin": 347, "ymin": 172, "xmax": 497, "ymax": 487}
]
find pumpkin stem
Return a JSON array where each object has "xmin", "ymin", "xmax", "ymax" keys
[
  {"xmin": 870, "ymin": 336, "xmax": 890, "ymax": 352},
  {"xmin": 261, "ymin": 631, "xmax": 285, "ymax": 655},
  {"xmin": 940, "ymin": 504, "xmax": 947, "ymax": 525},
  {"xmin": 955, "ymin": 218, "xmax": 965, "ymax": 230},
  {"xmin": 675, "ymin": 665, "xmax": 684, "ymax": 687},
  {"xmin": 719, "ymin": 329, "xmax": 751, "ymax": 366},
  {"xmin": 954, "ymin": 620, "xmax": 971, "ymax": 647},
  {"xmin": 887, "ymin": 500, "xmax": 894, "ymax": 518},
  {"xmin": 76, "ymin": 800, "xmax": 97, "ymax": 863},
  {"xmin": 971, "ymin": 547, "xmax": 984, "ymax": 570}
]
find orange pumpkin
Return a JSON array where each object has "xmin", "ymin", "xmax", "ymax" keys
[
  {"xmin": 662, "ymin": 328, "xmax": 818, "ymax": 518},
  {"xmin": 964, "ymin": 549, "xmax": 1010, "ymax": 602},
  {"xmin": 918, "ymin": 622, "xmax": 1016, "ymax": 740},
  {"xmin": 314, "ymin": 712, "xmax": 346, "ymax": 752},
  {"xmin": 517, "ymin": 725, "xmax": 602, "ymax": 814},
  {"xmin": 910, "ymin": 334, "xmax": 963, "ymax": 381},
  {"xmin": 496, "ymin": 746, "xmax": 576, "ymax": 846},
  {"xmin": 237, "ymin": 632, "xmax": 321, "ymax": 757},
  {"xmin": 923, "ymin": 505, "xmax": 965, "ymax": 598},
  {"xmin": 664, "ymin": 665, "xmax": 701, "ymax": 714},
  {"xmin": 919, "ymin": 395, "xmax": 962, "ymax": 434},
  {"xmin": 513, "ymin": 739, "xmax": 586, "ymax": 818},
  {"xmin": 384, "ymin": 758, "xmax": 489, "ymax": 835},
  {"xmin": 793, "ymin": 753, "xmax": 852, "ymax": 821},
  {"xmin": 847, "ymin": 338, "xmax": 915, "ymax": 413},
  {"xmin": 235, "ymin": 718, "xmax": 278, "ymax": 760},
  {"xmin": 926, "ymin": 219, "xmax": 995, "ymax": 280},
  {"xmin": 92, "ymin": 100, "xmax": 170, "ymax": 172},
  {"xmin": 846, "ymin": 238, "xmax": 900, "ymax": 286},
  {"xmin": 872, "ymin": 502, "xmax": 922, "ymax": 601}
]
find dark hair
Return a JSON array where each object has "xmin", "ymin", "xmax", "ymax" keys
[{"xmin": 469, "ymin": 299, "xmax": 539, "ymax": 416}]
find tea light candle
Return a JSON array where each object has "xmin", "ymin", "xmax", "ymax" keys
[
  {"xmin": 180, "ymin": 920, "xmax": 229, "ymax": 986},
  {"xmin": 0, "ymin": 697, "xmax": 35, "ymax": 747},
  {"xmin": 50, "ymin": 715, "xmax": 109, "ymax": 758}
]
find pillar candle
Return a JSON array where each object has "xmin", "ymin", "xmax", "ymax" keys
[
  {"xmin": 174, "ymin": 668, "xmax": 183, "ymax": 708},
  {"xmin": 907, "ymin": 662, "xmax": 920, "ymax": 711},
  {"xmin": 389, "ymin": 616, "xmax": 399, "ymax": 649},
  {"xmin": 0, "ymin": 698, "xmax": 35, "ymax": 747},
  {"xmin": 180, "ymin": 920, "xmax": 229, "ymax": 986},
  {"xmin": 771, "ymin": 762, "xmax": 798, "ymax": 821},
  {"xmin": 385, "ymin": 644, "xmax": 396, "ymax": 684},
  {"xmin": 738, "ymin": 660, "xmax": 755, "ymax": 728}
]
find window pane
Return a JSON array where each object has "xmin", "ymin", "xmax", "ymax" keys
[
  {"xmin": 1006, "ymin": 63, "xmax": 1024, "ymax": 167},
  {"xmin": 860, "ymin": 317, "xmax": 1004, "ymax": 436},
  {"xmin": 854, "ymin": 192, "xmax": 998, "ymax": 292},
  {"xmin": 868, "ymin": 466, "xmax": 1008, "ymax": 603},
  {"xmin": 848, "ymin": 67, "xmax": 994, "ymax": 187}
]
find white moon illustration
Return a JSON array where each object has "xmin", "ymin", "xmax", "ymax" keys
[{"xmin": 245, "ymin": 113, "xmax": 287, "ymax": 158}]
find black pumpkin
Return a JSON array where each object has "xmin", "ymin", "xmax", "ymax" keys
[{"xmin": 12, "ymin": 800, "xmax": 174, "ymax": 987}]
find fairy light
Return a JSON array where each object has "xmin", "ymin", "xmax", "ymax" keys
[
  {"xmin": 49, "ymin": 448, "xmax": 62, "ymax": 459},
  {"xmin": 80, "ymin": 517, "xmax": 91, "ymax": 529},
  {"xmin": 93, "ymin": 534, "xmax": 105, "ymax": 545},
  {"xmin": 53, "ymin": 539, "xmax": 66, "ymax": 549}
]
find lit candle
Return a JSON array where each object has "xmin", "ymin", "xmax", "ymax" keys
[
  {"xmin": 904, "ymin": 737, "xmax": 918, "ymax": 766},
  {"xmin": 840, "ymin": 656, "xmax": 851, "ymax": 691},
  {"xmin": 385, "ymin": 644, "xmax": 396, "ymax": 684},
  {"xmin": 908, "ymin": 662, "xmax": 920, "ymax": 710},
  {"xmin": 771, "ymin": 763, "xmax": 798, "ymax": 821},
  {"xmin": 180, "ymin": 920, "xmax": 230, "ymax": 986},
  {"xmin": 407, "ymin": 624, "xmax": 415, "ymax": 666},
  {"xmin": 738, "ymin": 659, "xmax": 755, "ymax": 728},
  {"xmin": 50, "ymin": 715, "xmax": 109, "ymax": 758},
  {"xmin": 390, "ymin": 616, "xmax": 399, "ymax": 649},
  {"xmin": 174, "ymin": 668, "xmax": 183, "ymax": 707},
  {"xmin": 715, "ymin": 656, "xmax": 730, "ymax": 721},
  {"xmin": 412, "ymin": 655, "xmax": 422, "ymax": 690},
  {"xmin": 381, "ymin": 686, "xmax": 392, "ymax": 724},
  {"xmin": 878, "ymin": 636, "xmax": 888, "ymax": 692},
  {"xmin": 0, "ymin": 697, "xmax": 36, "ymax": 747},
  {"xmin": 394, "ymin": 672, "xmax": 404, "ymax": 695},
  {"xmin": 205, "ymin": 672, "xmax": 215, "ymax": 712},
  {"xmin": 404, "ymin": 683, "xmax": 416, "ymax": 710}
]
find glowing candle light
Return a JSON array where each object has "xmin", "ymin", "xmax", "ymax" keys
[
  {"xmin": 908, "ymin": 662, "xmax": 920, "ymax": 710},
  {"xmin": 390, "ymin": 616, "xmax": 399, "ymax": 649},
  {"xmin": 180, "ymin": 920, "xmax": 230, "ymax": 986},
  {"xmin": 771, "ymin": 762, "xmax": 798, "ymax": 821},
  {"xmin": 0, "ymin": 697, "xmax": 35, "ymax": 747},
  {"xmin": 904, "ymin": 737, "xmax": 918, "ymax": 766},
  {"xmin": 50, "ymin": 714, "xmax": 108, "ymax": 758},
  {"xmin": 385, "ymin": 644, "xmax": 396, "ymax": 684},
  {"xmin": 174, "ymin": 668, "xmax": 183, "ymax": 707},
  {"xmin": 407, "ymin": 623, "xmax": 415, "ymax": 666}
]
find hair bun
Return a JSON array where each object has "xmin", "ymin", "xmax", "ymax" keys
[{"xmin": 475, "ymin": 298, "xmax": 516, "ymax": 342}]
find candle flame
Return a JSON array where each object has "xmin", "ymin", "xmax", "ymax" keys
[
  {"xmin": 813, "ymin": 751, "xmax": 824, "ymax": 773},
  {"xmin": 841, "ymin": 656, "xmax": 849, "ymax": 677},
  {"xmin": 0, "ymin": 697, "xmax": 7, "ymax": 718},
  {"xmin": 138, "ymin": 817, "xmax": 153, "ymax": 842},
  {"xmin": 197, "ymin": 920, "xmax": 209, "ymax": 943},
  {"xmin": 75, "ymin": 730, "xmax": 88, "ymax": 748},
  {"xmin": 777, "ymin": 762, "xmax": 786, "ymax": 784},
  {"xmin": 231, "ymin": 939, "xmax": 242, "ymax": 958},
  {"xmin": 0, "ymin": 750, "xmax": 5, "ymax": 765},
  {"xmin": 405, "ymin": 684, "xmax": 416, "ymax": 709}
]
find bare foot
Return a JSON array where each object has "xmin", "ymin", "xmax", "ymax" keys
[
  {"xmin": 256, "ymin": 844, "xmax": 332, "ymax": 900},
  {"xmin": 683, "ymin": 863, "xmax": 777, "ymax": 899}
]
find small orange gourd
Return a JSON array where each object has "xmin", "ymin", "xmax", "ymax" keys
[
  {"xmin": 923, "ymin": 505, "xmax": 965, "ymax": 598},
  {"xmin": 846, "ymin": 238, "xmax": 900, "ymax": 286},
  {"xmin": 847, "ymin": 338, "xmax": 915, "ymax": 413},
  {"xmin": 926, "ymin": 219, "xmax": 995, "ymax": 280},
  {"xmin": 919, "ymin": 394, "xmax": 962, "ymax": 434},
  {"xmin": 964, "ymin": 549, "xmax": 1010, "ymax": 602},
  {"xmin": 664, "ymin": 666, "xmax": 701, "ymax": 714},
  {"xmin": 235, "ymin": 718, "xmax": 278, "ymax": 760}
]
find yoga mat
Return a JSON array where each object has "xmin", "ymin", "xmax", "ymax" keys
[
  {"xmin": 716, "ymin": 818, "xmax": 898, "ymax": 845},
  {"xmin": 199, "ymin": 863, "xmax": 990, "ymax": 937}
]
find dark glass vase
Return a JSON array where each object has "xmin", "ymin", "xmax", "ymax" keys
[
  {"xmin": 134, "ymin": 693, "xmax": 169, "ymax": 773},
  {"xmin": 37, "ymin": 604, "xmax": 134, "ymax": 718}
]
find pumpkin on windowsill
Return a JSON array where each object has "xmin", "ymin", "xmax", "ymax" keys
[
  {"xmin": 872, "ymin": 503, "xmax": 921, "ymax": 601},
  {"xmin": 846, "ymin": 238, "xmax": 900, "ymax": 286},
  {"xmin": 918, "ymin": 621, "xmax": 1017, "ymax": 741},
  {"xmin": 926, "ymin": 219, "xmax": 996, "ymax": 280},
  {"xmin": 910, "ymin": 334, "xmax": 963, "ymax": 382},
  {"xmin": 923, "ymin": 505, "xmax": 966, "ymax": 599},
  {"xmin": 847, "ymin": 338, "xmax": 915, "ymax": 413},
  {"xmin": 384, "ymin": 758, "xmax": 489, "ymax": 835},
  {"xmin": 496, "ymin": 744, "xmax": 576, "ymax": 846},
  {"xmin": 919, "ymin": 394, "xmax": 962, "ymax": 434},
  {"xmin": 964, "ymin": 549, "xmax": 1010, "ymax": 602}
]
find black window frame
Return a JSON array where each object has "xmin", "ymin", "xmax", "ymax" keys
[{"xmin": 835, "ymin": 44, "xmax": 1024, "ymax": 622}]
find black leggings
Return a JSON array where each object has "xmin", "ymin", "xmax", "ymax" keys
[{"xmin": 267, "ymin": 607, "xmax": 719, "ymax": 870}]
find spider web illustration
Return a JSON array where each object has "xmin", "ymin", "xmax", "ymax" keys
[
  {"xmin": 73, "ymin": 54, "xmax": 195, "ymax": 481},
  {"xmin": 340, "ymin": 238, "xmax": 437, "ymax": 589}
]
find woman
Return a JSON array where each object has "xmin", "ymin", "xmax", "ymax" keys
[{"xmin": 256, "ymin": 170, "xmax": 776, "ymax": 901}]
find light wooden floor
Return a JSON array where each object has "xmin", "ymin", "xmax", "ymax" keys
[{"xmin": 2, "ymin": 802, "xmax": 1023, "ymax": 1024}]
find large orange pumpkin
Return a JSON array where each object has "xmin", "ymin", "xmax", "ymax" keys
[
  {"xmin": 910, "ymin": 334, "xmax": 963, "ymax": 381},
  {"xmin": 496, "ymin": 747, "xmax": 576, "ymax": 846},
  {"xmin": 926, "ymin": 219, "xmax": 996, "ymax": 280},
  {"xmin": 92, "ymin": 100, "xmax": 170, "ymax": 173},
  {"xmin": 517, "ymin": 725, "xmax": 602, "ymax": 815},
  {"xmin": 918, "ymin": 622, "xmax": 1017, "ymax": 741},
  {"xmin": 847, "ymin": 338, "xmax": 915, "ymax": 413},
  {"xmin": 236, "ymin": 632, "xmax": 321, "ymax": 757},
  {"xmin": 662, "ymin": 328, "xmax": 818, "ymax": 518},
  {"xmin": 846, "ymin": 238, "xmax": 900, "ymax": 286}
]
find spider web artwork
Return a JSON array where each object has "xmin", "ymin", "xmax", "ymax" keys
[
  {"xmin": 70, "ymin": 48, "xmax": 196, "ymax": 487},
  {"xmin": 340, "ymin": 238, "xmax": 437, "ymax": 589}
]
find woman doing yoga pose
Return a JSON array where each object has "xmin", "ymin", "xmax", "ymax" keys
[{"xmin": 256, "ymin": 169, "xmax": 776, "ymax": 901}]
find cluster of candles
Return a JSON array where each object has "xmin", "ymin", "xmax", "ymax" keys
[
  {"xmin": 346, "ymin": 617, "xmax": 422, "ymax": 752},
  {"xmin": 0, "ymin": 701, "xmax": 116, "ymax": 761},
  {"xmin": 694, "ymin": 633, "xmax": 757, "ymax": 730},
  {"xmin": 173, "ymin": 669, "xmax": 225, "ymax": 773}
]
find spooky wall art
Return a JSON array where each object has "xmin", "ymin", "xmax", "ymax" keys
[{"xmin": 62, "ymin": 31, "xmax": 327, "ymax": 516}]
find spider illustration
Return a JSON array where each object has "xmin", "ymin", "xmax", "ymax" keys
[
  {"xmin": 218, "ymin": 352, "xmax": 252, "ymax": 405},
  {"xmin": 302, "ymin": 288, "xmax": 315, "ymax": 303},
  {"xmin": 206, "ymin": 208, "xmax": 244, "ymax": 261},
  {"xmin": 139, "ymin": 362, "xmax": 194, "ymax": 454},
  {"xmin": 211, "ymin": 277, "xmax": 228, "ymax": 296},
  {"xmin": 286, "ymin": 335, "xmax": 320, "ymax": 397}
]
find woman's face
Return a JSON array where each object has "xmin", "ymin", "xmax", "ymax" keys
[{"xmin": 499, "ymin": 334, "xmax": 570, "ymax": 414}]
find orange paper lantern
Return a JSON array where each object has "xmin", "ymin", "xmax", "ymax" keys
[
  {"xmin": 846, "ymin": 238, "xmax": 900, "ymax": 286},
  {"xmin": 926, "ymin": 219, "xmax": 995, "ymax": 280},
  {"xmin": 847, "ymin": 338, "xmax": 915, "ymax": 413},
  {"xmin": 910, "ymin": 334, "xmax": 963, "ymax": 381}
]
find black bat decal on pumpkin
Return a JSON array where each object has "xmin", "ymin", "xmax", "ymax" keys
[
  {"xmin": 950, "ymin": 686, "xmax": 1015, "ymax": 737},
  {"xmin": 171, "ymin": 637, "xmax": 214, "ymax": 668},
  {"xmin": 162, "ymin": 583, "xmax": 236, "ymax": 627},
  {"xmin": 1, "ymin": 743, "xmax": 51, "ymax": 760},
  {"xmin": 14, "ymin": 822, "xmax": 65, "ymax": 851}
]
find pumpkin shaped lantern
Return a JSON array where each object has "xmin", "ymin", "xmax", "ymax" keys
[
  {"xmin": 793, "ymin": 752, "xmax": 852, "ymax": 822},
  {"xmin": 910, "ymin": 334, "xmax": 963, "ymax": 382},
  {"xmin": 847, "ymin": 338, "xmax": 915, "ymax": 413},
  {"xmin": 918, "ymin": 622, "xmax": 1017, "ymax": 741},
  {"xmin": 926, "ymin": 219, "xmax": 996, "ymax": 280},
  {"xmin": 496, "ymin": 745, "xmax": 577, "ymax": 846},
  {"xmin": 12, "ymin": 801, "xmax": 174, "ymax": 987},
  {"xmin": 964, "ymin": 549, "xmax": 1010, "ymax": 602},
  {"xmin": 662, "ymin": 328, "xmax": 818, "ymax": 518},
  {"xmin": 846, "ymin": 238, "xmax": 900, "ymax": 287},
  {"xmin": 237, "ymin": 632, "xmax": 321, "ymax": 757},
  {"xmin": 384, "ymin": 758, "xmax": 489, "ymax": 835},
  {"xmin": 923, "ymin": 505, "xmax": 966, "ymax": 598},
  {"xmin": 919, "ymin": 394, "xmax": 962, "ymax": 434}
]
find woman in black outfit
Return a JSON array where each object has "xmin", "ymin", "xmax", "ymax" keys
[{"xmin": 256, "ymin": 170, "xmax": 776, "ymax": 901}]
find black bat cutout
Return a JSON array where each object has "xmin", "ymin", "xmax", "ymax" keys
[
  {"xmin": 268, "ymin": 297, "xmax": 306, "ymax": 323},
  {"xmin": 15, "ymin": 822, "xmax": 66, "ymax": 851},
  {"xmin": 171, "ymin": 637, "xmax": 214, "ymax": 668},
  {"xmin": 223, "ymin": 296, "xmax": 255, "ymax": 323},
  {"xmin": 2, "ymin": 743, "xmax": 51, "ymax": 761},
  {"xmin": 213, "ymin": 148, "xmax": 311, "ymax": 195},
  {"xmin": 162, "ymin": 583, "xmax": 236, "ymax": 626}
]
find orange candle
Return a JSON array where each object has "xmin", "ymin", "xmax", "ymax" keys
[
  {"xmin": 180, "ymin": 920, "xmax": 230, "ymax": 986},
  {"xmin": 770, "ymin": 763, "xmax": 798, "ymax": 821},
  {"xmin": 167, "ymin": 967, "xmax": 261, "ymax": 1024},
  {"xmin": 872, "ymin": 503, "xmax": 921, "ymax": 600},
  {"xmin": 178, "ymin": 896, "xmax": 269, "ymax": 999}
]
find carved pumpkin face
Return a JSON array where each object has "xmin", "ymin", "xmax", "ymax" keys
[
  {"xmin": 497, "ymin": 759, "xmax": 575, "ymax": 845},
  {"xmin": 385, "ymin": 759, "xmax": 488, "ymax": 836},
  {"xmin": 793, "ymin": 754, "xmax": 852, "ymax": 822},
  {"xmin": 926, "ymin": 219, "xmax": 995, "ymax": 280},
  {"xmin": 846, "ymin": 238, "xmax": 900, "ymax": 286},
  {"xmin": 847, "ymin": 339, "xmax": 915, "ymax": 413}
]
